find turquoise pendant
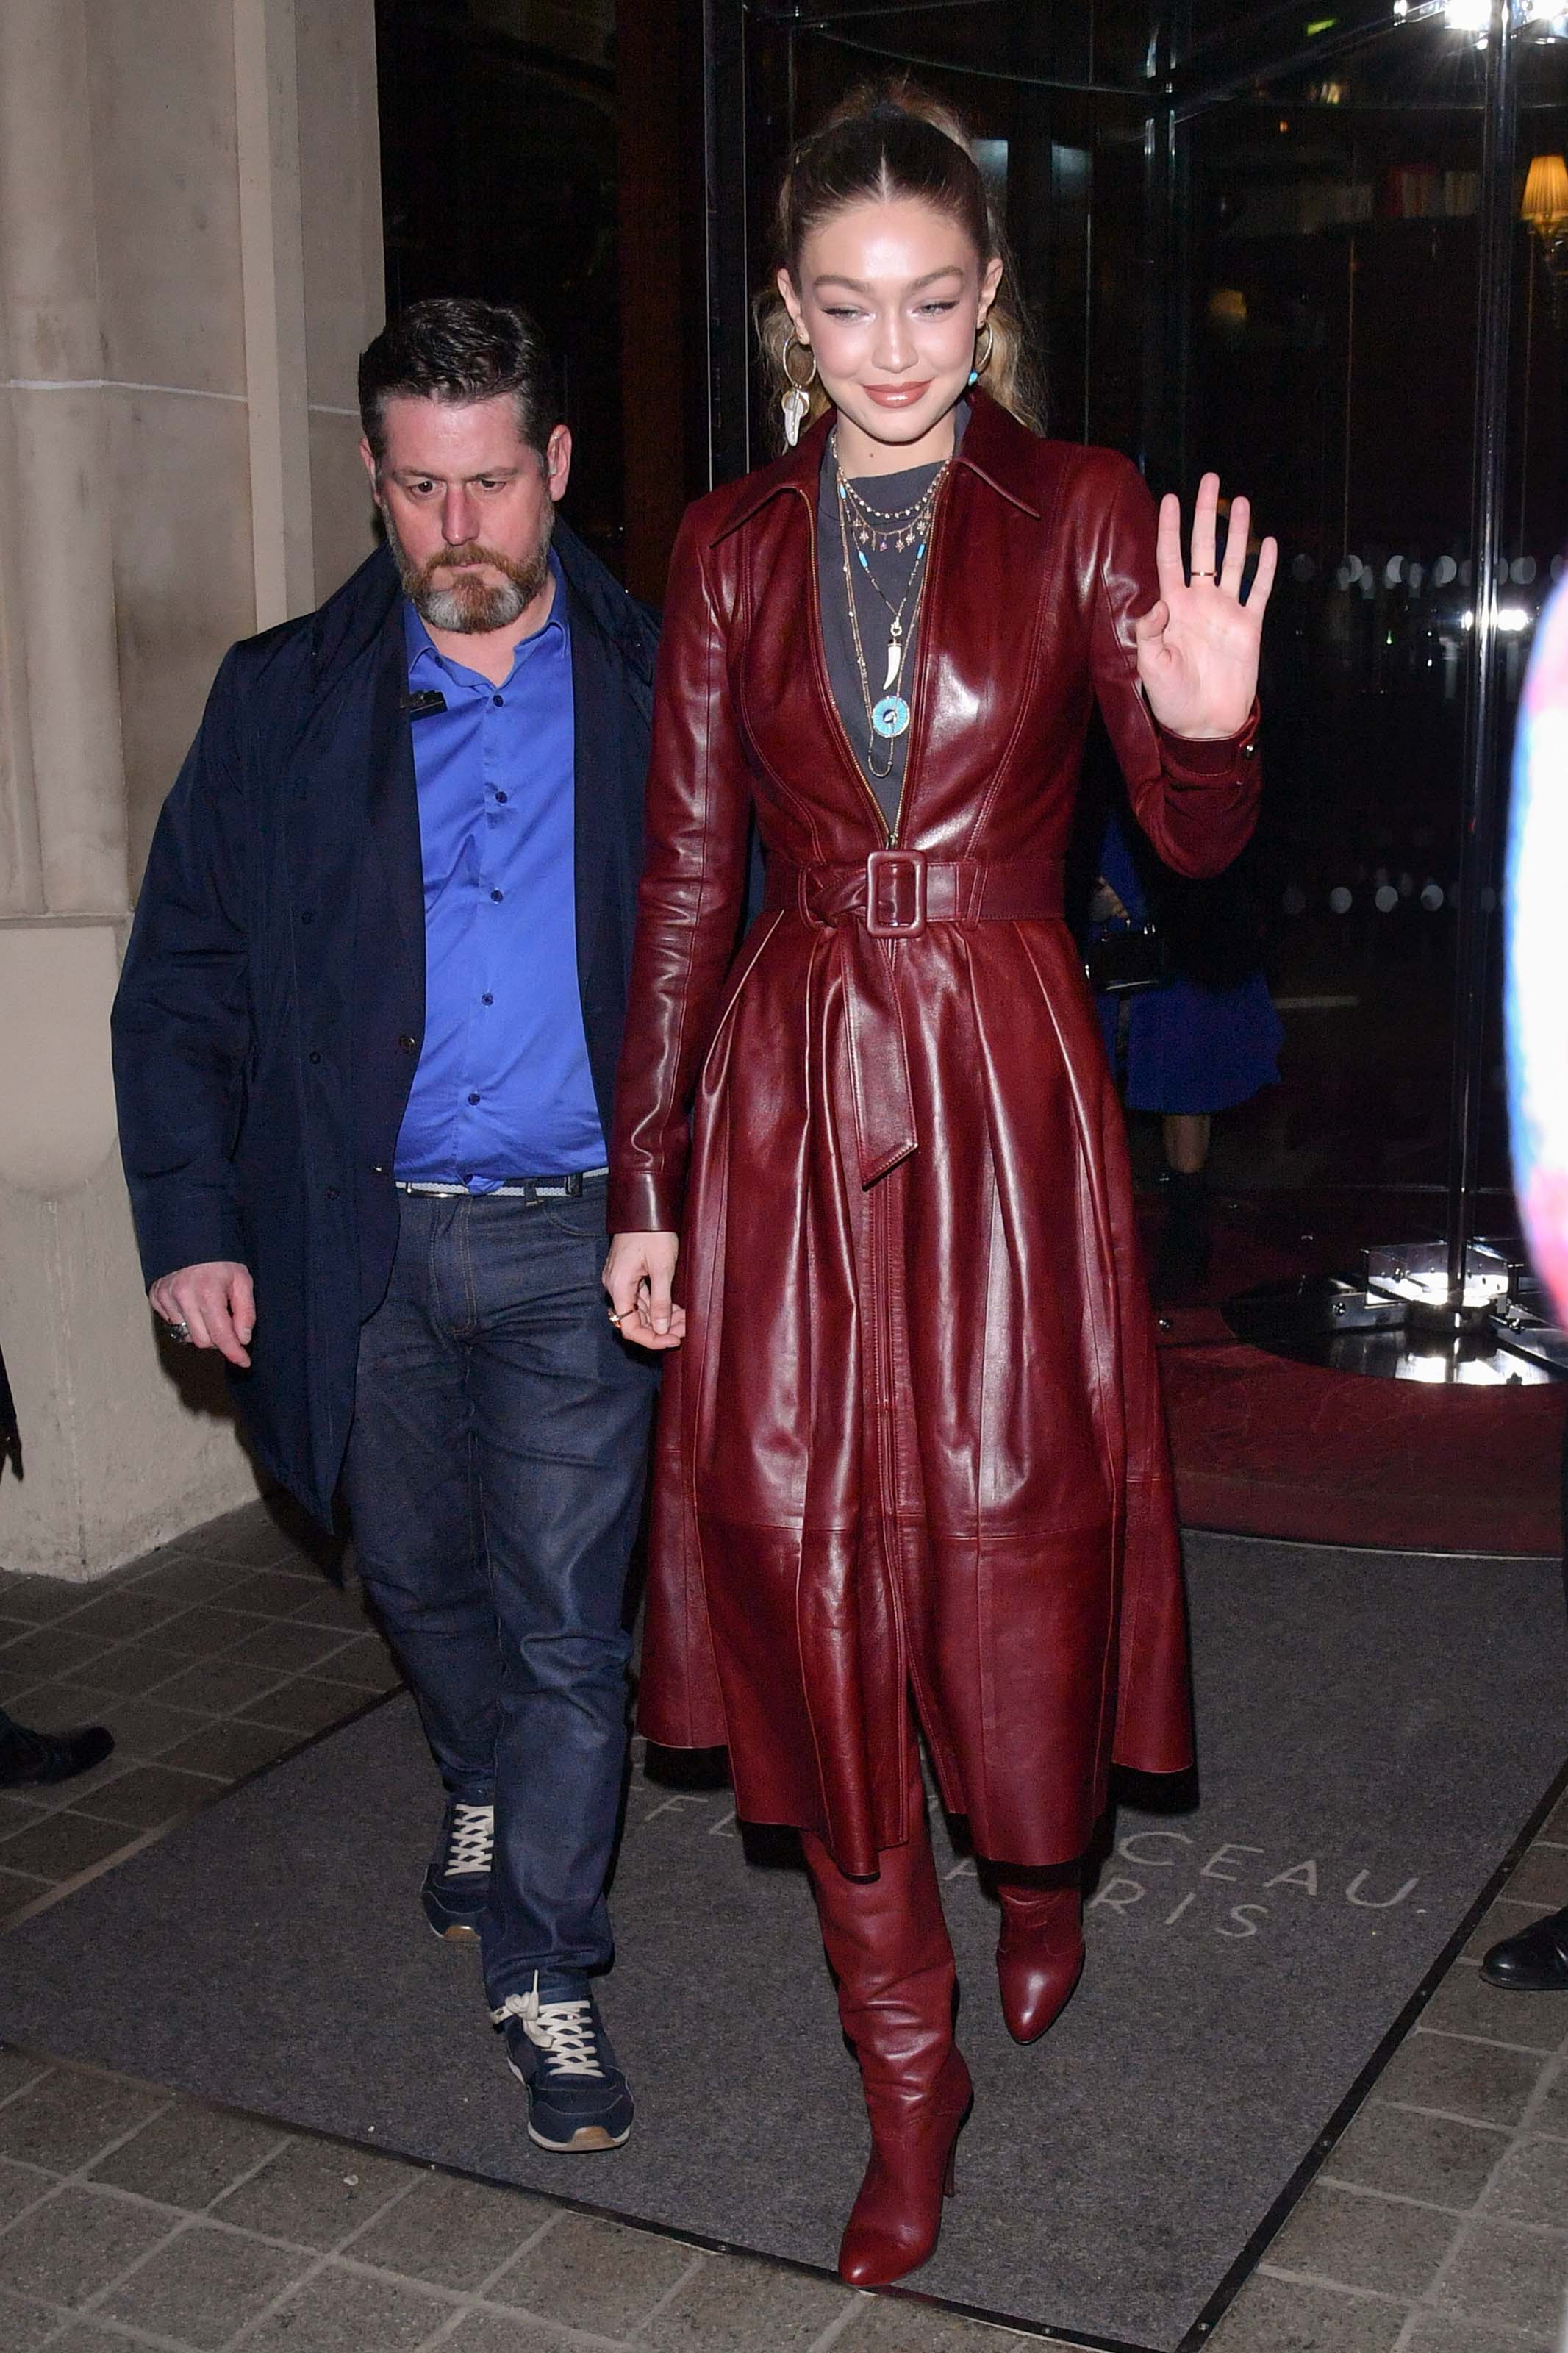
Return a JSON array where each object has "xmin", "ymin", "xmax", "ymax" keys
[{"xmin": 872, "ymin": 693, "xmax": 911, "ymax": 740}]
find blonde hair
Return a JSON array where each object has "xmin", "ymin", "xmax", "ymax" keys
[{"xmin": 755, "ymin": 77, "xmax": 1042, "ymax": 446}]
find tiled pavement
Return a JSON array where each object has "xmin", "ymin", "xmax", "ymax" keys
[{"xmin": 0, "ymin": 1501, "xmax": 1565, "ymax": 2353}]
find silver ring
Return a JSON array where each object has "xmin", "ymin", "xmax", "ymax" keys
[{"xmin": 165, "ymin": 1319, "xmax": 191, "ymax": 1343}]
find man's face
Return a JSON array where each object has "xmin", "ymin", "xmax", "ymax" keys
[{"xmin": 361, "ymin": 393, "xmax": 572, "ymax": 634}]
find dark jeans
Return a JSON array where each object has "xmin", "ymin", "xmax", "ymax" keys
[{"xmin": 340, "ymin": 1184, "xmax": 656, "ymax": 2003}]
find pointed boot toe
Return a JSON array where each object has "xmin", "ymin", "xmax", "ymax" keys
[
  {"xmin": 998, "ymin": 1933, "xmax": 1084, "ymax": 2043},
  {"xmin": 839, "ymin": 2219, "xmax": 920, "ymax": 2289},
  {"xmin": 995, "ymin": 1873, "xmax": 1084, "ymax": 2045},
  {"xmin": 839, "ymin": 2220, "xmax": 931, "ymax": 2290}
]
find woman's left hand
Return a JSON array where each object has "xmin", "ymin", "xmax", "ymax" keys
[{"xmin": 1134, "ymin": 471, "xmax": 1277, "ymax": 741}]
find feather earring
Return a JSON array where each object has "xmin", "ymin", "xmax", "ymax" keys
[{"xmin": 781, "ymin": 331, "xmax": 817, "ymax": 449}]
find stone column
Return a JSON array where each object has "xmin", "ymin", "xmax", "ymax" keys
[{"xmin": 0, "ymin": 0, "xmax": 382, "ymax": 1579}]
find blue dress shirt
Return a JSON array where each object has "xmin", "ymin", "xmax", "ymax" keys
[{"xmin": 394, "ymin": 558, "xmax": 607, "ymax": 1188}]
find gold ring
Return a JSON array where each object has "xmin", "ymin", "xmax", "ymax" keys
[
  {"xmin": 1191, "ymin": 568, "xmax": 1216, "ymax": 579},
  {"xmin": 607, "ymin": 1304, "xmax": 631, "ymax": 1326}
]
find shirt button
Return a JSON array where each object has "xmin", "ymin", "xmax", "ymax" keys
[
  {"xmin": 495, "ymin": 790, "xmax": 508, "ymax": 803},
  {"xmin": 493, "ymin": 693, "xmax": 503, "ymax": 707},
  {"xmin": 468, "ymin": 1091, "xmax": 481, "ymax": 1105},
  {"xmin": 398, "ymin": 1033, "xmax": 418, "ymax": 1053},
  {"xmin": 482, "ymin": 993, "xmax": 494, "ymax": 1006},
  {"xmin": 490, "ymin": 888, "xmax": 503, "ymax": 902}
]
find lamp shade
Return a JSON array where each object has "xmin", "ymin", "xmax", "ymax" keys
[{"xmin": 1522, "ymin": 152, "xmax": 1568, "ymax": 226}]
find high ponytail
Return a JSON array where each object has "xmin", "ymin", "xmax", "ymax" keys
[{"xmin": 755, "ymin": 76, "xmax": 1042, "ymax": 446}]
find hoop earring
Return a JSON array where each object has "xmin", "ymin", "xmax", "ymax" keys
[
  {"xmin": 780, "ymin": 330, "xmax": 817, "ymax": 449},
  {"xmin": 968, "ymin": 321, "xmax": 995, "ymax": 389}
]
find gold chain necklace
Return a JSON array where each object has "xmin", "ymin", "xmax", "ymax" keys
[
  {"xmin": 839, "ymin": 461, "xmax": 948, "ymax": 556},
  {"xmin": 834, "ymin": 458, "xmax": 937, "ymax": 780}
]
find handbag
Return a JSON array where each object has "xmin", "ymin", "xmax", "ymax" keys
[{"xmin": 1085, "ymin": 921, "xmax": 1169, "ymax": 997}]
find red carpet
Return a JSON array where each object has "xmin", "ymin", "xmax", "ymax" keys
[{"xmin": 1151, "ymin": 1195, "xmax": 1565, "ymax": 1557}]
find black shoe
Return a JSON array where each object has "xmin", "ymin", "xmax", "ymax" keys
[
  {"xmin": 0, "ymin": 1724, "xmax": 113, "ymax": 1789},
  {"xmin": 1154, "ymin": 1168, "xmax": 1212, "ymax": 1291},
  {"xmin": 1481, "ymin": 1904, "xmax": 1568, "ymax": 1992},
  {"xmin": 422, "ymin": 1797, "xmax": 493, "ymax": 1941},
  {"xmin": 494, "ymin": 1973, "xmax": 634, "ymax": 2152}
]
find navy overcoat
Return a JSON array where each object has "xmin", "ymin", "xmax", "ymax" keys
[{"xmin": 112, "ymin": 526, "xmax": 659, "ymax": 1525}]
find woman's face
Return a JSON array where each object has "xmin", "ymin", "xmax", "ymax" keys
[{"xmin": 779, "ymin": 196, "xmax": 1003, "ymax": 455}]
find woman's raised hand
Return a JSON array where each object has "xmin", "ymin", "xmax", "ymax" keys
[
  {"xmin": 603, "ymin": 1231, "xmax": 686, "ymax": 1351},
  {"xmin": 1134, "ymin": 472, "xmax": 1276, "ymax": 742}
]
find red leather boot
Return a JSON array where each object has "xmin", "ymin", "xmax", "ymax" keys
[
  {"xmin": 995, "ymin": 1863, "xmax": 1084, "ymax": 2044},
  {"xmin": 802, "ymin": 1799, "xmax": 972, "ymax": 2288}
]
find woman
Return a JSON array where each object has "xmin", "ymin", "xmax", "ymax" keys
[
  {"xmin": 604, "ymin": 86, "xmax": 1272, "ymax": 2286},
  {"xmin": 1089, "ymin": 808, "xmax": 1283, "ymax": 1287}
]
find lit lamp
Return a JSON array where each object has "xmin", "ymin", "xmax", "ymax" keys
[
  {"xmin": 1208, "ymin": 287, "xmax": 1248, "ymax": 344},
  {"xmin": 1521, "ymin": 153, "xmax": 1568, "ymax": 313}
]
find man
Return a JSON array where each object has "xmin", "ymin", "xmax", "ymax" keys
[{"xmin": 112, "ymin": 299, "xmax": 659, "ymax": 2152}]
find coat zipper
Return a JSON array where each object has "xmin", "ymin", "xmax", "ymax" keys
[
  {"xmin": 884, "ymin": 480, "xmax": 948, "ymax": 853},
  {"xmin": 802, "ymin": 467, "xmax": 953, "ymax": 1848}
]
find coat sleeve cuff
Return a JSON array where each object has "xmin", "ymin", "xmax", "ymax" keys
[
  {"xmin": 1155, "ymin": 697, "xmax": 1261, "ymax": 779},
  {"xmin": 607, "ymin": 1170, "xmax": 684, "ymax": 1236},
  {"xmin": 128, "ymin": 1185, "xmax": 248, "ymax": 1290}
]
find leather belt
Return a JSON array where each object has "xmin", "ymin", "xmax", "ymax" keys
[
  {"xmin": 761, "ymin": 850, "xmax": 1065, "ymax": 1186},
  {"xmin": 763, "ymin": 849, "xmax": 1064, "ymax": 935}
]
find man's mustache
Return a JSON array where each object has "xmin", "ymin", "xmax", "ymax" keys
[{"xmin": 410, "ymin": 542, "xmax": 534, "ymax": 596}]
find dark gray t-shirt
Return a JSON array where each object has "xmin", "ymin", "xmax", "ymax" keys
[{"xmin": 815, "ymin": 404, "xmax": 967, "ymax": 834}]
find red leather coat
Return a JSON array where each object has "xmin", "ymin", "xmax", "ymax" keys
[{"xmin": 609, "ymin": 396, "xmax": 1261, "ymax": 1874}]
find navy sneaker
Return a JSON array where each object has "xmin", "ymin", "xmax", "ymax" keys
[
  {"xmin": 493, "ymin": 1974, "xmax": 634, "ymax": 2152},
  {"xmin": 422, "ymin": 1798, "xmax": 493, "ymax": 1941}
]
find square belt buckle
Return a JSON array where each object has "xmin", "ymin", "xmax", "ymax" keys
[{"xmin": 864, "ymin": 849, "xmax": 927, "ymax": 938}]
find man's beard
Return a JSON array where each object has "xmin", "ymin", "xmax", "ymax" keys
[{"xmin": 384, "ymin": 507, "xmax": 553, "ymax": 634}]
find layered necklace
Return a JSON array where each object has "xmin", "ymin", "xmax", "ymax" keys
[{"xmin": 833, "ymin": 434, "xmax": 951, "ymax": 780}]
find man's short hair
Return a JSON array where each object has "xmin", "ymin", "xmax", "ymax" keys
[{"xmin": 357, "ymin": 298, "xmax": 562, "ymax": 468}]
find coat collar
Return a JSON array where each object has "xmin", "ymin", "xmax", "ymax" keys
[
  {"xmin": 304, "ymin": 518, "xmax": 656, "ymax": 701},
  {"xmin": 706, "ymin": 390, "xmax": 1042, "ymax": 545}
]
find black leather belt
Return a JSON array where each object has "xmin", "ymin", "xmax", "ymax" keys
[{"xmin": 395, "ymin": 1168, "xmax": 608, "ymax": 1204}]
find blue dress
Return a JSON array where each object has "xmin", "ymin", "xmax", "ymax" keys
[{"xmin": 1092, "ymin": 814, "xmax": 1282, "ymax": 1115}]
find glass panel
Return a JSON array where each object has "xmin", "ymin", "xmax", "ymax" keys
[
  {"xmin": 737, "ymin": 2, "xmax": 1568, "ymax": 1256},
  {"xmin": 1178, "ymin": 12, "xmax": 1486, "ymax": 1203},
  {"xmin": 374, "ymin": 0, "xmax": 623, "ymax": 569},
  {"xmin": 745, "ymin": 4, "xmax": 1156, "ymax": 451}
]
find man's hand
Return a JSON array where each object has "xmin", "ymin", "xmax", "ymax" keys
[
  {"xmin": 148, "ymin": 1262, "xmax": 257, "ymax": 1369},
  {"xmin": 602, "ymin": 1232, "xmax": 685, "ymax": 1351}
]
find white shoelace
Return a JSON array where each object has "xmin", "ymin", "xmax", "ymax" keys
[
  {"xmin": 444, "ymin": 1802, "xmax": 493, "ymax": 1879},
  {"xmin": 492, "ymin": 1975, "xmax": 606, "ymax": 2080}
]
